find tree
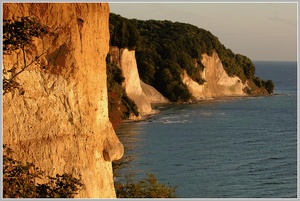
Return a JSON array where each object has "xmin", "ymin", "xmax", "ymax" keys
[
  {"xmin": 265, "ymin": 80, "xmax": 275, "ymax": 94},
  {"xmin": 109, "ymin": 13, "xmax": 141, "ymax": 50},
  {"xmin": 3, "ymin": 16, "xmax": 50, "ymax": 95},
  {"xmin": 3, "ymin": 16, "xmax": 48, "ymax": 54}
]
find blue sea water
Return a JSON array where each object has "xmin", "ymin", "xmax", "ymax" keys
[{"xmin": 115, "ymin": 61, "xmax": 298, "ymax": 198}]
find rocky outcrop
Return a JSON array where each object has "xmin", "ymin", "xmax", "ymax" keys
[
  {"xmin": 3, "ymin": 3, "xmax": 123, "ymax": 198},
  {"xmin": 109, "ymin": 47, "xmax": 168, "ymax": 117},
  {"xmin": 182, "ymin": 51, "xmax": 249, "ymax": 100}
]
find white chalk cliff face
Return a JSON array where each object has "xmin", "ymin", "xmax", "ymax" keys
[
  {"xmin": 3, "ymin": 3, "xmax": 123, "ymax": 198},
  {"xmin": 182, "ymin": 51, "xmax": 248, "ymax": 100},
  {"xmin": 110, "ymin": 47, "xmax": 168, "ymax": 117},
  {"xmin": 119, "ymin": 48, "xmax": 155, "ymax": 116}
]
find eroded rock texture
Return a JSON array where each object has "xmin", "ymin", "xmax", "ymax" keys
[{"xmin": 3, "ymin": 3, "xmax": 123, "ymax": 198}]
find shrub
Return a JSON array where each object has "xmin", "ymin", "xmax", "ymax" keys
[
  {"xmin": 3, "ymin": 145, "xmax": 84, "ymax": 198},
  {"xmin": 115, "ymin": 173, "xmax": 177, "ymax": 198}
]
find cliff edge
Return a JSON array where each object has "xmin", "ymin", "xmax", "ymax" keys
[
  {"xmin": 182, "ymin": 51, "xmax": 249, "ymax": 100},
  {"xmin": 3, "ymin": 3, "xmax": 123, "ymax": 198}
]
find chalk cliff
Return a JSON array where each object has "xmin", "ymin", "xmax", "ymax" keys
[
  {"xmin": 182, "ymin": 51, "xmax": 249, "ymax": 100},
  {"xmin": 3, "ymin": 3, "xmax": 123, "ymax": 198},
  {"xmin": 109, "ymin": 47, "xmax": 168, "ymax": 117},
  {"xmin": 119, "ymin": 48, "xmax": 155, "ymax": 117}
]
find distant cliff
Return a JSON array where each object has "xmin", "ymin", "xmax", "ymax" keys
[
  {"xmin": 183, "ymin": 51, "xmax": 249, "ymax": 100},
  {"xmin": 119, "ymin": 48, "xmax": 155, "ymax": 116},
  {"xmin": 109, "ymin": 13, "xmax": 273, "ymax": 103},
  {"xmin": 108, "ymin": 46, "xmax": 168, "ymax": 119},
  {"xmin": 3, "ymin": 3, "xmax": 123, "ymax": 198}
]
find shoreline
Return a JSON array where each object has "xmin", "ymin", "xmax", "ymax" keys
[{"xmin": 120, "ymin": 93, "xmax": 273, "ymax": 125}]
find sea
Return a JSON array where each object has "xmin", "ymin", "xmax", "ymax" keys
[{"xmin": 114, "ymin": 61, "xmax": 298, "ymax": 198}]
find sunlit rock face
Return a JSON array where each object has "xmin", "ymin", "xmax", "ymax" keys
[
  {"xmin": 109, "ymin": 47, "xmax": 168, "ymax": 118},
  {"xmin": 3, "ymin": 3, "xmax": 123, "ymax": 198},
  {"xmin": 119, "ymin": 48, "xmax": 155, "ymax": 116},
  {"xmin": 182, "ymin": 51, "xmax": 248, "ymax": 100}
]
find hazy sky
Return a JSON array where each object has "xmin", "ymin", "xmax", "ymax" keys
[{"xmin": 109, "ymin": 2, "xmax": 297, "ymax": 61}]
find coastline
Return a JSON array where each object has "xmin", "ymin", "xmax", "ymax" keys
[{"xmin": 120, "ymin": 93, "xmax": 272, "ymax": 125}]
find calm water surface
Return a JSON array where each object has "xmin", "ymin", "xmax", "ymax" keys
[{"xmin": 115, "ymin": 61, "xmax": 297, "ymax": 198}]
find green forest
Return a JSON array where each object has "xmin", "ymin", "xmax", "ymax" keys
[{"xmin": 108, "ymin": 13, "xmax": 274, "ymax": 103}]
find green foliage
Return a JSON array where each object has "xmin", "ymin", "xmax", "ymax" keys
[
  {"xmin": 3, "ymin": 16, "xmax": 49, "ymax": 95},
  {"xmin": 3, "ymin": 16, "xmax": 49, "ymax": 54},
  {"xmin": 3, "ymin": 145, "xmax": 37, "ymax": 198},
  {"xmin": 35, "ymin": 174, "xmax": 84, "ymax": 198},
  {"xmin": 133, "ymin": 19, "xmax": 211, "ymax": 101},
  {"xmin": 115, "ymin": 174, "xmax": 177, "ymax": 198},
  {"xmin": 3, "ymin": 145, "xmax": 84, "ymax": 198},
  {"xmin": 154, "ymin": 61, "xmax": 192, "ymax": 102},
  {"xmin": 253, "ymin": 76, "xmax": 265, "ymax": 88},
  {"xmin": 109, "ymin": 13, "xmax": 141, "ymax": 50},
  {"xmin": 121, "ymin": 94, "xmax": 139, "ymax": 117},
  {"xmin": 235, "ymin": 53, "xmax": 255, "ymax": 79},
  {"xmin": 253, "ymin": 77, "xmax": 275, "ymax": 94},
  {"xmin": 265, "ymin": 80, "xmax": 275, "ymax": 94}
]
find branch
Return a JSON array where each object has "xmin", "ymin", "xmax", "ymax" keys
[
  {"xmin": 3, "ymin": 51, "xmax": 44, "ymax": 95},
  {"xmin": 10, "ymin": 51, "xmax": 44, "ymax": 82},
  {"xmin": 23, "ymin": 46, "xmax": 27, "ymax": 68}
]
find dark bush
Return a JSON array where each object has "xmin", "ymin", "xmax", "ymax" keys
[
  {"xmin": 3, "ymin": 145, "xmax": 84, "ymax": 198},
  {"xmin": 265, "ymin": 80, "xmax": 275, "ymax": 94},
  {"xmin": 115, "ymin": 173, "xmax": 177, "ymax": 198}
]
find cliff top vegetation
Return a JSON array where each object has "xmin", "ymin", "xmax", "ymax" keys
[{"xmin": 109, "ymin": 13, "xmax": 274, "ymax": 102}]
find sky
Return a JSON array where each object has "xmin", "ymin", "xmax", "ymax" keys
[{"xmin": 109, "ymin": 2, "xmax": 298, "ymax": 62}]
